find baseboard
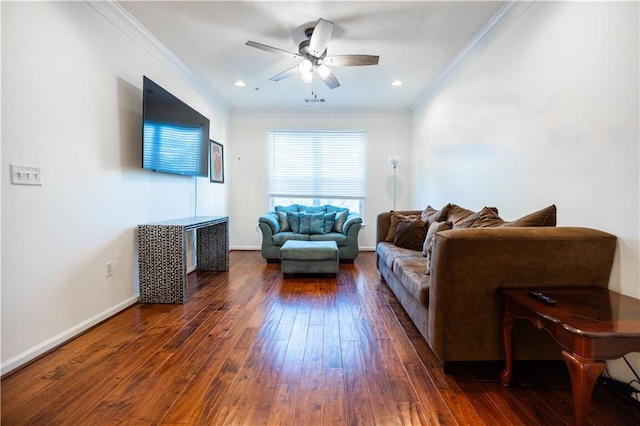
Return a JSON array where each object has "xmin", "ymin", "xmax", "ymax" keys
[
  {"xmin": 231, "ymin": 246, "xmax": 261, "ymax": 251},
  {"xmin": 1, "ymin": 295, "xmax": 139, "ymax": 376}
]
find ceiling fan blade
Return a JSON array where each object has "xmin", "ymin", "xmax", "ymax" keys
[
  {"xmin": 324, "ymin": 55, "xmax": 380, "ymax": 66},
  {"xmin": 245, "ymin": 41, "xmax": 302, "ymax": 59},
  {"xmin": 269, "ymin": 65, "xmax": 299, "ymax": 82},
  {"xmin": 309, "ymin": 18, "xmax": 333, "ymax": 57},
  {"xmin": 321, "ymin": 71, "xmax": 340, "ymax": 89}
]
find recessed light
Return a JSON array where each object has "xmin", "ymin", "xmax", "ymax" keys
[
  {"xmin": 234, "ymin": 80, "xmax": 247, "ymax": 87},
  {"xmin": 391, "ymin": 80, "xmax": 403, "ymax": 87}
]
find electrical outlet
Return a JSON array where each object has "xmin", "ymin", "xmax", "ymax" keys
[
  {"xmin": 105, "ymin": 261, "xmax": 114, "ymax": 277},
  {"xmin": 10, "ymin": 164, "xmax": 42, "ymax": 186}
]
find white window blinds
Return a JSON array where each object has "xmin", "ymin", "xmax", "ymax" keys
[{"xmin": 267, "ymin": 130, "xmax": 367, "ymax": 199}]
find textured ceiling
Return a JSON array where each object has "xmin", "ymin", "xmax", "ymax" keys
[{"xmin": 117, "ymin": 1, "xmax": 507, "ymax": 112}]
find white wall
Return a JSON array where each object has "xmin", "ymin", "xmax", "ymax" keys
[
  {"xmin": 229, "ymin": 112, "xmax": 412, "ymax": 251},
  {"xmin": 413, "ymin": 1, "xmax": 639, "ymax": 299},
  {"xmin": 1, "ymin": 1, "xmax": 228, "ymax": 373}
]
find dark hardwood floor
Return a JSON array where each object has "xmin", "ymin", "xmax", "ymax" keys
[{"xmin": 2, "ymin": 251, "xmax": 639, "ymax": 425}]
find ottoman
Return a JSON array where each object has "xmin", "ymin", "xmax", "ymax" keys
[{"xmin": 280, "ymin": 240, "xmax": 339, "ymax": 276}]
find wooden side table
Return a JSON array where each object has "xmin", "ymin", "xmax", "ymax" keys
[{"xmin": 499, "ymin": 287, "xmax": 640, "ymax": 426}]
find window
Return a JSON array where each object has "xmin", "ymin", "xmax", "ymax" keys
[{"xmin": 267, "ymin": 130, "xmax": 367, "ymax": 214}]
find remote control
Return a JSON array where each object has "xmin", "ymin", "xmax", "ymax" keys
[{"xmin": 529, "ymin": 291, "xmax": 557, "ymax": 305}]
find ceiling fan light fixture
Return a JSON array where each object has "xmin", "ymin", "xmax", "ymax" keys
[
  {"xmin": 299, "ymin": 59, "xmax": 314, "ymax": 83},
  {"xmin": 234, "ymin": 80, "xmax": 247, "ymax": 87},
  {"xmin": 392, "ymin": 80, "xmax": 403, "ymax": 87},
  {"xmin": 298, "ymin": 59, "xmax": 313, "ymax": 74},
  {"xmin": 317, "ymin": 64, "xmax": 332, "ymax": 80},
  {"xmin": 300, "ymin": 71, "xmax": 313, "ymax": 84}
]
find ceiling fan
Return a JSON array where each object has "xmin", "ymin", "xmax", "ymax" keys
[{"xmin": 245, "ymin": 18, "xmax": 379, "ymax": 89}]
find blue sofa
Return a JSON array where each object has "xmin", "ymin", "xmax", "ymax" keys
[{"xmin": 258, "ymin": 204, "xmax": 362, "ymax": 262}]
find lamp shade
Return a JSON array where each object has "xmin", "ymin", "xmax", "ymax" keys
[{"xmin": 388, "ymin": 155, "xmax": 400, "ymax": 167}]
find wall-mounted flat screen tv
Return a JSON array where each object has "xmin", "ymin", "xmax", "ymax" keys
[{"xmin": 142, "ymin": 76, "xmax": 210, "ymax": 177}]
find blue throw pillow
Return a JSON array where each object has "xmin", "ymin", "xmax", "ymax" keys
[
  {"xmin": 323, "ymin": 212, "xmax": 337, "ymax": 233},
  {"xmin": 286, "ymin": 212, "xmax": 301, "ymax": 233},
  {"xmin": 299, "ymin": 212, "xmax": 325, "ymax": 234},
  {"xmin": 333, "ymin": 210, "xmax": 349, "ymax": 232}
]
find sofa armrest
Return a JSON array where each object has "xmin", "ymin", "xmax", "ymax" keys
[
  {"xmin": 427, "ymin": 226, "xmax": 617, "ymax": 364},
  {"xmin": 258, "ymin": 212, "xmax": 280, "ymax": 234},
  {"xmin": 342, "ymin": 213, "xmax": 363, "ymax": 235}
]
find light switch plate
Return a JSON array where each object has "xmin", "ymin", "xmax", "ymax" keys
[{"xmin": 10, "ymin": 164, "xmax": 42, "ymax": 186}]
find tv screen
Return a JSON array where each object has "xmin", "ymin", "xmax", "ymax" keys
[{"xmin": 142, "ymin": 76, "xmax": 210, "ymax": 177}]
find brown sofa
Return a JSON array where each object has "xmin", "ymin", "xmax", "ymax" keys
[{"xmin": 376, "ymin": 209, "xmax": 617, "ymax": 372}]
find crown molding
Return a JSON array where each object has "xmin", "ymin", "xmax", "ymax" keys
[
  {"xmin": 229, "ymin": 107, "xmax": 412, "ymax": 119},
  {"xmin": 86, "ymin": 0, "xmax": 228, "ymax": 111},
  {"xmin": 412, "ymin": 0, "xmax": 535, "ymax": 111}
]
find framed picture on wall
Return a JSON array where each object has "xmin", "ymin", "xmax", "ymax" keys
[{"xmin": 210, "ymin": 140, "xmax": 224, "ymax": 183}]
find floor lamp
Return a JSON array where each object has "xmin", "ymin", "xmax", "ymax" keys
[{"xmin": 388, "ymin": 155, "xmax": 400, "ymax": 210}]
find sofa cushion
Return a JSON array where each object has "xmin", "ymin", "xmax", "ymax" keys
[
  {"xmin": 333, "ymin": 210, "xmax": 349, "ymax": 232},
  {"xmin": 299, "ymin": 212, "xmax": 325, "ymax": 234},
  {"xmin": 385, "ymin": 212, "xmax": 420, "ymax": 242},
  {"xmin": 310, "ymin": 232, "xmax": 348, "ymax": 246},
  {"xmin": 377, "ymin": 241, "xmax": 432, "ymax": 305},
  {"xmin": 300, "ymin": 205, "xmax": 328, "ymax": 214},
  {"xmin": 447, "ymin": 204, "xmax": 477, "ymax": 228},
  {"xmin": 422, "ymin": 220, "xmax": 453, "ymax": 257},
  {"xmin": 377, "ymin": 242, "xmax": 420, "ymax": 270},
  {"xmin": 432, "ymin": 203, "xmax": 453, "ymax": 222},
  {"xmin": 424, "ymin": 221, "xmax": 452, "ymax": 273},
  {"xmin": 275, "ymin": 204, "xmax": 301, "ymax": 214},
  {"xmin": 458, "ymin": 207, "xmax": 505, "ymax": 228},
  {"xmin": 394, "ymin": 219, "xmax": 427, "ymax": 251},
  {"xmin": 286, "ymin": 212, "xmax": 301, "ymax": 233},
  {"xmin": 272, "ymin": 232, "xmax": 310, "ymax": 246},
  {"xmin": 392, "ymin": 254, "xmax": 430, "ymax": 307},
  {"xmin": 275, "ymin": 205, "xmax": 301, "ymax": 233},
  {"xmin": 420, "ymin": 205, "xmax": 440, "ymax": 228},
  {"xmin": 323, "ymin": 212, "xmax": 337, "ymax": 233},
  {"xmin": 501, "ymin": 204, "xmax": 557, "ymax": 227},
  {"xmin": 276, "ymin": 211, "xmax": 292, "ymax": 232},
  {"xmin": 277, "ymin": 206, "xmax": 353, "ymax": 235}
]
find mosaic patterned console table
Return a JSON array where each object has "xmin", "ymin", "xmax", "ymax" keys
[{"xmin": 138, "ymin": 216, "xmax": 229, "ymax": 303}]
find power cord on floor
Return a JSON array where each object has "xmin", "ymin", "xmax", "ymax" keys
[
  {"xmin": 601, "ymin": 355, "xmax": 640, "ymax": 403},
  {"xmin": 622, "ymin": 355, "xmax": 640, "ymax": 402}
]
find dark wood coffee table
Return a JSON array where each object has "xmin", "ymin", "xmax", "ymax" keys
[{"xmin": 499, "ymin": 287, "xmax": 640, "ymax": 426}]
